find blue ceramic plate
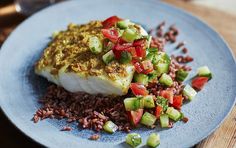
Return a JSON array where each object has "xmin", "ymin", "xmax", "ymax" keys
[{"xmin": 0, "ymin": 0, "xmax": 235, "ymax": 147}]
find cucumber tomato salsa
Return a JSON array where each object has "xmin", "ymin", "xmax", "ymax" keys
[
  {"xmin": 100, "ymin": 16, "xmax": 211, "ymax": 128},
  {"xmin": 33, "ymin": 16, "xmax": 213, "ymax": 147}
]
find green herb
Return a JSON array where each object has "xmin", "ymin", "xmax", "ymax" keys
[
  {"xmin": 119, "ymin": 51, "xmax": 132, "ymax": 64},
  {"xmin": 156, "ymin": 96, "xmax": 168, "ymax": 111}
]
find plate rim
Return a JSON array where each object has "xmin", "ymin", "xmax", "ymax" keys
[{"xmin": 0, "ymin": 0, "xmax": 235, "ymax": 147}]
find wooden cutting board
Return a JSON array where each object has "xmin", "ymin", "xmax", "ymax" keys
[{"xmin": 163, "ymin": 0, "xmax": 236, "ymax": 148}]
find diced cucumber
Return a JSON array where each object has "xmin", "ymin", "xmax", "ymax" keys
[
  {"xmin": 176, "ymin": 69, "xmax": 188, "ymax": 82},
  {"xmin": 117, "ymin": 19, "xmax": 131, "ymax": 29},
  {"xmin": 153, "ymin": 52, "xmax": 171, "ymax": 65},
  {"xmin": 88, "ymin": 36, "xmax": 103, "ymax": 54},
  {"xmin": 155, "ymin": 63, "xmax": 169, "ymax": 74},
  {"xmin": 159, "ymin": 73, "xmax": 173, "ymax": 86},
  {"xmin": 119, "ymin": 51, "xmax": 132, "ymax": 64},
  {"xmin": 148, "ymin": 47, "xmax": 158, "ymax": 53},
  {"xmin": 197, "ymin": 66, "xmax": 212, "ymax": 79},
  {"xmin": 146, "ymin": 133, "xmax": 160, "ymax": 148},
  {"xmin": 156, "ymin": 96, "xmax": 168, "ymax": 111},
  {"xmin": 141, "ymin": 112, "xmax": 157, "ymax": 126},
  {"xmin": 133, "ymin": 73, "xmax": 149, "ymax": 85},
  {"xmin": 148, "ymin": 71, "xmax": 159, "ymax": 82},
  {"xmin": 179, "ymin": 112, "xmax": 184, "ymax": 121},
  {"xmin": 126, "ymin": 133, "xmax": 142, "ymax": 147},
  {"xmin": 166, "ymin": 107, "xmax": 181, "ymax": 121},
  {"xmin": 134, "ymin": 97, "xmax": 144, "ymax": 110},
  {"xmin": 124, "ymin": 98, "xmax": 136, "ymax": 111},
  {"xmin": 124, "ymin": 97, "xmax": 144, "ymax": 111},
  {"xmin": 143, "ymin": 95, "xmax": 155, "ymax": 108},
  {"xmin": 162, "ymin": 53, "xmax": 171, "ymax": 64},
  {"xmin": 103, "ymin": 121, "xmax": 118, "ymax": 134},
  {"xmin": 122, "ymin": 28, "xmax": 140, "ymax": 42},
  {"xmin": 160, "ymin": 114, "xmax": 169, "ymax": 128},
  {"xmin": 183, "ymin": 85, "xmax": 197, "ymax": 101},
  {"xmin": 102, "ymin": 50, "xmax": 115, "ymax": 64},
  {"xmin": 145, "ymin": 53, "xmax": 154, "ymax": 61}
]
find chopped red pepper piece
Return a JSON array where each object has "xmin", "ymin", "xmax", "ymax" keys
[
  {"xmin": 130, "ymin": 83, "xmax": 149, "ymax": 96},
  {"xmin": 155, "ymin": 105, "xmax": 163, "ymax": 119},
  {"xmin": 114, "ymin": 42, "xmax": 133, "ymax": 50},
  {"xmin": 127, "ymin": 109, "xmax": 143, "ymax": 126},
  {"xmin": 160, "ymin": 90, "xmax": 174, "ymax": 104},
  {"xmin": 133, "ymin": 39, "xmax": 147, "ymax": 47},
  {"xmin": 172, "ymin": 95, "xmax": 183, "ymax": 110},
  {"xmin": 133, "ymin": 62, "xmax": 143, "ymax": 73},
  {"xmin": 192, "ymin": 76, "xmax": 209, "ymax": 90},
  {"xmin": 117, "ymin": 37, "xmax": 127, "ymax": 44},
  {"xmin": 135, "ymin": 46, "xmax": 146, "ymax": 58},
  {"xmin": 112, "ymin": 48, "xmax": 122, "ymax": 59},
  {"xmin": 132, "ymin": 60, "xmax": 153, "ymax": 74},
  {"xmin": 112, "ymin": 38, "xmax": 133, "ymax": 59},
  {"xmin": 102, "ymin": 16, "xmax": 122, "ymax": 28},
  {"xmin": 101, "ymin": 29, "xmax": 119, "ymax": 43},
  {"xmin": 131, "ymin": 59, "xmax": 140, "ymax": 64}
]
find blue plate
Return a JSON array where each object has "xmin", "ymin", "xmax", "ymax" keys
[{"xmin": 0, "ymin": 0, "xmax": 236, "ymax": 147}]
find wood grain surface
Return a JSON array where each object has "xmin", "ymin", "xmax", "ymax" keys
[
  {"xmin": 163, "ymin": 0, "xmax": 236, "ymax": 148},
  {"xmin": 0, "ymin": 1, "xmax": 236, "ymax": 147}
]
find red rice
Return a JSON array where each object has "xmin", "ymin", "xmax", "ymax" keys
[{"xmin": 33, "ymin": 21, "xmax": 193, "ymax": 134}]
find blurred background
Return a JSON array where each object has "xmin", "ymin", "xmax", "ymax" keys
[
  {"xmin": 0, "ymin": 0, "xmax": 236, "ymax": 48},
  {"xmin": 0, "ymin": 0, "xmax": 235, "ymax": 147}
]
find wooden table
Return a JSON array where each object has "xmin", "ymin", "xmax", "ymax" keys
[{"xmin": 0, "ymin": 1, "xmax": 236, "ymax": 147}]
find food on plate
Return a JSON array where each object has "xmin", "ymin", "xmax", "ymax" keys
[
  {"xmin": 33, "ymin": 16, "xmax": 213, "ymax": 145},
  {"xmin": 103, "ymin": 121, "xmax": 118, "ymax": 133},
  {"xmin": 146, "ymin": 133, "xmax": 160, "ymax": 148},
  {"xmin": 126, "ymin": 133, "xmax": 142, "ymax": 147},
  {"xmin": 35, "ymin": 17, "xmax": 148, "ymax": 95}
]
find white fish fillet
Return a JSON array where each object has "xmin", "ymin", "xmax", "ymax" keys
[
  {"xmin": 35, "ymin": 21, "xmax": 148, "ymax": 96},
  {"xmin": 36, "ymin": 65, "xmax": 134, "ymax": 95}
]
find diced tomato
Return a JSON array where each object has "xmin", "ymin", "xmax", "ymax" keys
[
  {"xmin": 172, "ymin": 95, "xmax": 183, "ymax": 110},
  {"xmin": 160, "ymin": 90, "xmax": 174, "ymax": 104},
  {"xmin": 112, "ymin": 48, "xmax": 122, "ymax": 59},
  {"xmin": 133, "ymin": 39, "xmax": 147, "ymax": 47},
  {"xmin": 131, "ymin": 58, "xmax": 141, "ymax": 64},
  {"xmin": 112, "ymin": 38, "xmax": 133, "ymax": 59},
  {"xmin": 127, "ymin": 109, "xmax": 143, "ymax": 126},
  {"xmin": 192, "ymin": 76, "xmax": 209, "ymax": 90},
  {"xmin": 101, "ymin": 29, "xmax": 119, "ymax": 43},
  {"xmin": 133, "ymin": 62, "xmax": 143, "ymax": 73},
  {"xmin": 117, "ymin": 37, "xmax": 127, "ymax": 44},
  {"xmin": 132, "ymin": 60, "xmax": 153, "ymax": 74},
  {"xmin": 114, "ymin": 42, "xmax": 133, "ymax": 50},
  {"xmin": 155, "ymin": 105, "xmax": 163, "ymax": 119},
  {"xmin": 102, "ymin": 16, "xmax": 122, "ymax": 28},
  {"xmin": 130, "ymin": 83, "xmax": 149, "ymax": 96},
  {"xmin": 141, "ymin": 60, "xmax": 153, "ymax": 74},
  {"xmin": 135, "ymin": 46, "xmax": 146, "ymax": 58},
  {"xmin": 141, "ymin": 60, "xmax": 153, "ymax": 71}
]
